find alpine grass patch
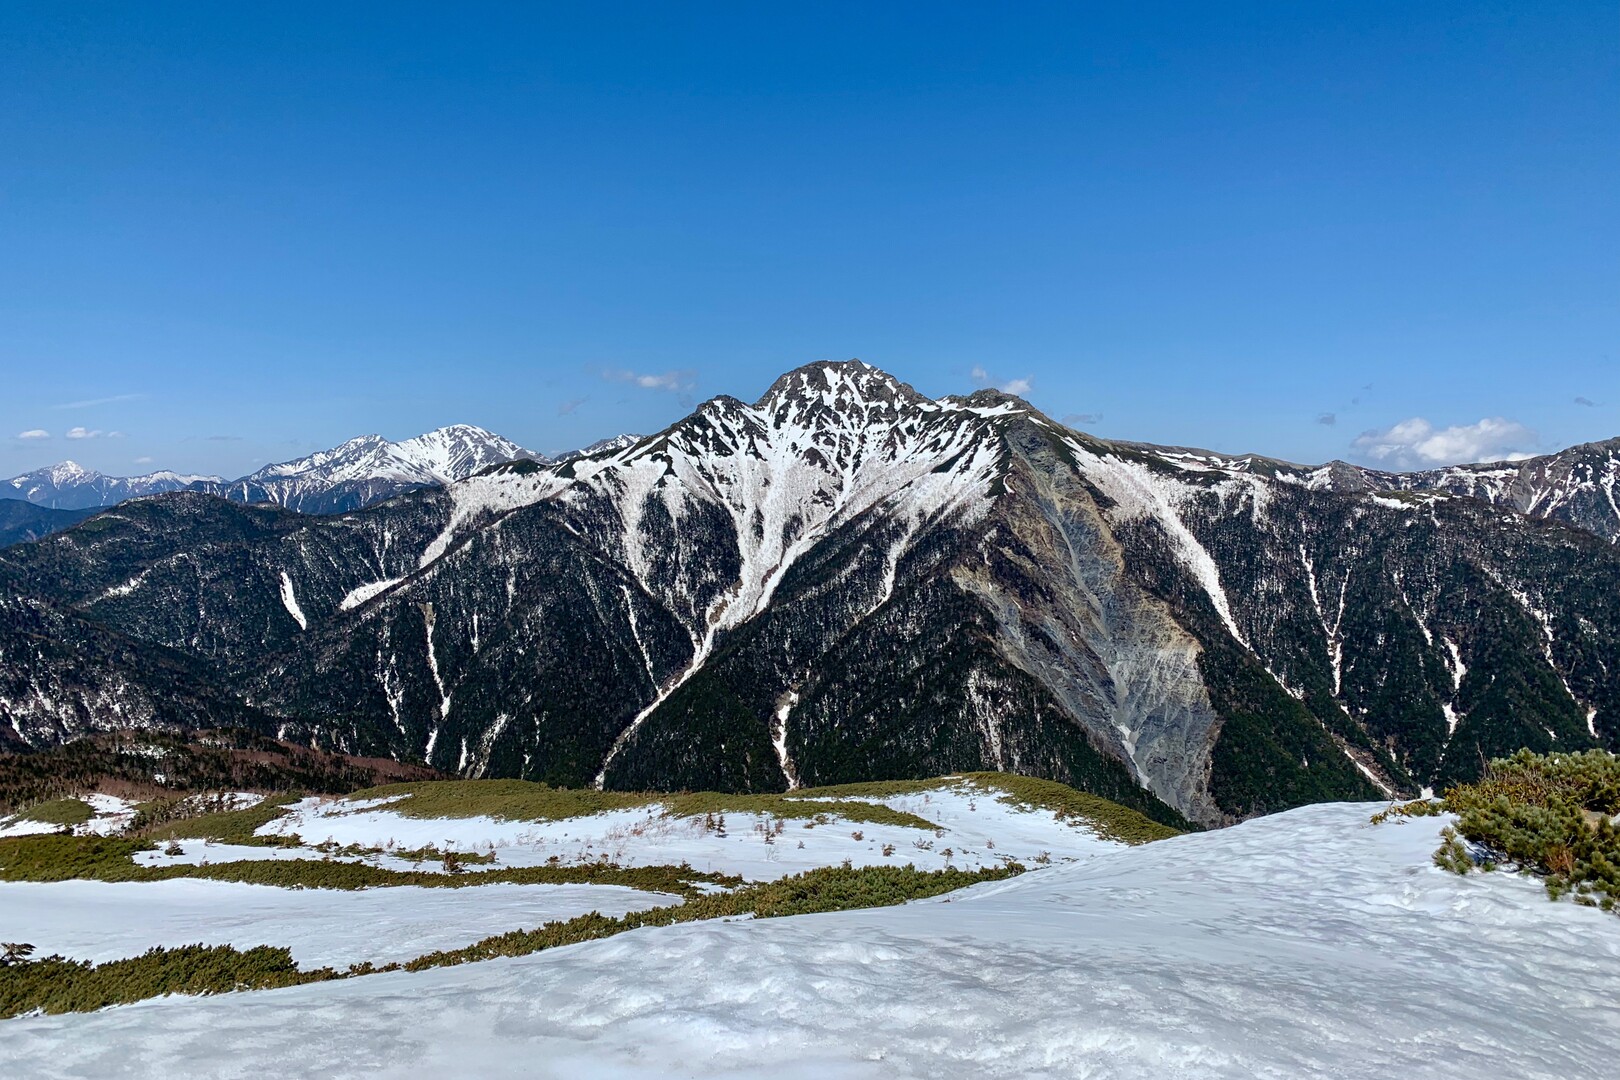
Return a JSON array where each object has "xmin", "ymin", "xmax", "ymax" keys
[{"xmin": 4, "ymin": 797, "xmax": 94, "ymax": 828}]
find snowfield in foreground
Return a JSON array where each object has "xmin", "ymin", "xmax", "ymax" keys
[
  {"xmin": 5, "ymin": 803, "xmax": 1618, "ymax": 1079},
  {"xmin": 0, "ymin": 880, "xmax": 673, "ymax": 969},
  {"xmin": 251, "ymin": 784, "xmax": 1119, "ymax": 879}
]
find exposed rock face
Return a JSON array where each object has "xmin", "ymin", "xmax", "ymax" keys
[{"xmin": 3, "ymin": 362, "xmax": 1617, "ymax": 827}]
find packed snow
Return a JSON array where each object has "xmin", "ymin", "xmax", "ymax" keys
[
  {"xmin": 0, "ymin": 880, "xmax": 672, "ymax": 970},
  {"xmin": 4, "ymin": 803, "xmax": 1616, "ymax": 1078}
]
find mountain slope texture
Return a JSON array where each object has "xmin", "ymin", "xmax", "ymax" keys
[{"xmin": 2, "ymin": 362, "xmax": 1617, "ymax": 826}]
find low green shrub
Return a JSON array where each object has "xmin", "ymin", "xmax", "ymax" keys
[
  {"xmin": 0, "ymin": 833, "xmax": 735, "ymax": 897},
  {"xmin": 0, "ymin": 944, "xmax": 345, "ymax": 1018},
  {"xmin": 0, "ymin": 862, "xmax": 1024, "ymax": 1017},
  {"xmin": 8, "ymin": 798, "xmax": 94, "ymax": 827},
  {"xmin": 1377, "ymin": 749, "xmax": 1620, "ymax": 911},
  {"xmin": 404, "ymin": 861, "xmax": 1025, "ymax": 971}
]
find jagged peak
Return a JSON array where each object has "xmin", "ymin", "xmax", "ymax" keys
[{"xmin": 755, "ymin": 359, "xmax": 931, "ymax": 412}]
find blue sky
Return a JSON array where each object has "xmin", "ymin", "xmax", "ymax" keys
[{"xmin": 2, "ymin": 2, "xmax": 1615, "ymax": 478}]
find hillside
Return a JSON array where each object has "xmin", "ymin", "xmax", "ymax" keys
[{"xmin": 2, "ymin": 362, "xmax": 1617, "ymax": 827}]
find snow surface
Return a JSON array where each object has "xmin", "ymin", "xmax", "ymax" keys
[
  {"xmin": 258, "ymin": 784, "xmax": 1120, "ymax": 881},
  {"xmin": 0, "ymin": 880, "xmax": 672, "ymax": 970},
  {"xmin": 4, "ymin": 803, "xmax": 1617, "ymax": 1078}
]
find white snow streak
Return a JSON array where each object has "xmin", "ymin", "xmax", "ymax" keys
[{"xmin": 278, "ymin": 572, "xmax": 307, "ymax": 630}]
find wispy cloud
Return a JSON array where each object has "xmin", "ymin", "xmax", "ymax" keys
[
  {"xmin": 1575, "ymin": 396, "xmax": 1598, "ymax": 407},
  {"xmin": 558, "ymin": 396, "xmax": 588, "ymax": 416},
  {"xmin": 603, "ymin": 369, "xmax": 697, "ymax": 394},
  {"xmin": 1351, "ymin": 417, "xmax": 1538, "ymax": 469},
  {"xmin": 1317, "ymin": 412, "xmax": 1337, "ymax": 426},
  {"xmin": 970, "ymin": 366, "xmax": 1034, "ymax": 397},
  {"xmin": 1062, "ymin": 412, "xmax": 1102, "ymax": 426},
  {"xmin": 16, "ymin": 429, "xmax": 50, "ymax": 440},
  {"xmin": 65, "ymin": 426, "xmax": 106, "ymax": 440},
  {"xmin": 134, "ymin": 456, "xmax": 154, "ymax": 465},
  {"xmin": 53, "ymin": 392, "xmax": 146, "ymax": 410}
]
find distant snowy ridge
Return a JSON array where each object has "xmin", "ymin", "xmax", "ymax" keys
[
  {"xmin": 1, "ymin": 425, "xmax": 544, "ymax": 518},
  {"xmin": 2, "ymin": 461, "xmax": 223, "ymax": 511}
]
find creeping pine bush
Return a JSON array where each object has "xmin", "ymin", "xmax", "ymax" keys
[
  {"xmin": 1377, "ymin": 749, "xmax": 1620, "ymax": 911},
  {"xmin": 0, "ymin": 862, "xmax": 1025, "ymax": 1017}
]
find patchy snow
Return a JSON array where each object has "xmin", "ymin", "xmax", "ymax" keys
[
  {"xmin": 0, "ymin": 879, "xmax": 671, "ymax": 971},
  {"xmin": 257, "ymin": 783, "xmax": 1121, "ymax": 882},
  {"xmin": 0, "ymin": 794, "xmax": 136, "ymax": 838},
  {"xmin": 340, "ymin": 577, "xmax": 405, "ymax": 612},
  {"xmin": 7, "ymin": 804, "xmax": 1618, "ymax": 1078},
  {"xmin": 1071, "ymin": 442, "xmax": 1249, "ymax": 647}
]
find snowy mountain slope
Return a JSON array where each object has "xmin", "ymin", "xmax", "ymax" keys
[
  {"xmin": 3, "ymin": 362, "xmax": 1618, "ymax": 827},
  {"xmin": 1, "ymin": 463, "xmax": 222, "ymax": 511},
  {"xmin": 1341, "ymin": 439, "xmax": 1620, "ymax": 544},
  {"xmin": 195, "ymin": 424, "xmax": 544, "ymax": 514},
  {"xmin": 1126, "ymin": 437, "xmax": 1620, "ymax": 545},
  {"xmin": 4, "ymin": 803, "xmax": 1616, "ymax": 1079},
  {"xmin": 2, "ymin": 426, "xmax": 539, "ymax": 517}
]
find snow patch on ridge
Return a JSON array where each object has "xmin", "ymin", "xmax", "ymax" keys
[
  {"xmin": 278, "ymin": 572, "xmax": 307, "ymax": 630},
  {"xmin": 1071, "ymin": 442, "xmax": 1249, "ymax": 648}
]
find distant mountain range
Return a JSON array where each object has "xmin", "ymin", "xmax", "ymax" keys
[
  {"xmin": 2, "ymin": 461, "xmax": 224, "ymax": 511},
  {"xmin": 2, "ymin": 425, "xmax": 543, "ymax": 519},
  {"xmin": 2, "ymin": 360, "xmax": 1616, "ymax": 829}
]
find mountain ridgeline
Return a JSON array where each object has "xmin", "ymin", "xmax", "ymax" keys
[
  {"xmin": 2, "ymin": 424, "xmax": 542, "ymax": 518},
  {"xmin": 2, "ymin": 361, "xmax": 1617, "ymax": 827}
]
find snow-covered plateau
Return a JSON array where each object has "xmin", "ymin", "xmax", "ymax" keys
[{"xmin": 3, "ymin": 802, "xmax": 1617, "ymax": 1078}]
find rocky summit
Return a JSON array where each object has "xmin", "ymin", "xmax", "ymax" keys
[{"xmin": 2, "ymin": 361, "xmax": 1617, "ymax": 827}]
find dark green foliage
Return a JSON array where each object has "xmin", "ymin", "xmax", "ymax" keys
[
  {"xmin": 0, "ymin": 729, "xmax": 438, "ymax": 816},
  {"xmin": 0, "ymin": 833, "xmax": 735, "ymax": 897},
  {"xmin": 1200, "ymin": 641, "xmax": 1381, "ymax": 817},
  {"xmin": 11, "ymin": 797, "xmax": 93, "ymax": 826},
  {"xmin": 133, "ymin": 793, "xmax": 306, "ymax": 846},
  {"xmin": 403, "ymin": 861, "xmax": 1026, "ymax": 972},
  {"xmin": 1385, "ymin": 749, "xmax": 1620, "ymax": 911},
  {"xmin": 0, "ymin": 945, "xmax": 344, "ymax": 1018}
]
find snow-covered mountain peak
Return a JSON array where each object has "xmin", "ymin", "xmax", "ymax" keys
[
  {"xmin": 756, "ymin": 359, "xmax": 931, "ymax": 415},
  {"xmin": 246, "ymin": 426, "xmax": 540, "ymax": 488},
  {"xmin": 46, "ymin": 460, "xmax": 96, "ymax": 484}
]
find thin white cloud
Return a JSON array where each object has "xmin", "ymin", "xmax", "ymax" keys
[
  {"xmin": 1351, "ymin": 417, "xmax": 1539, "ymax": 469},
  {"xmin": 16, "ymin": 429, "xmax": 50, "ymax": 440},
  {"xmin": 969, "ymin": 366, "xmax": 1034, "ymax": 397},
  {"xmin": 53, "ymin": 392, "xmax": 146, "ymax": 410},
  {"xmin": 133, "ymin": 456, "xmax": 154, "ymax": 465},
  {"xmin": 65, "ymin": 426, "xmax": 105, "ymax": 440},
  {"xmin": 603, "ymin": 369, "xmax": 697, "ymax": 393}
]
